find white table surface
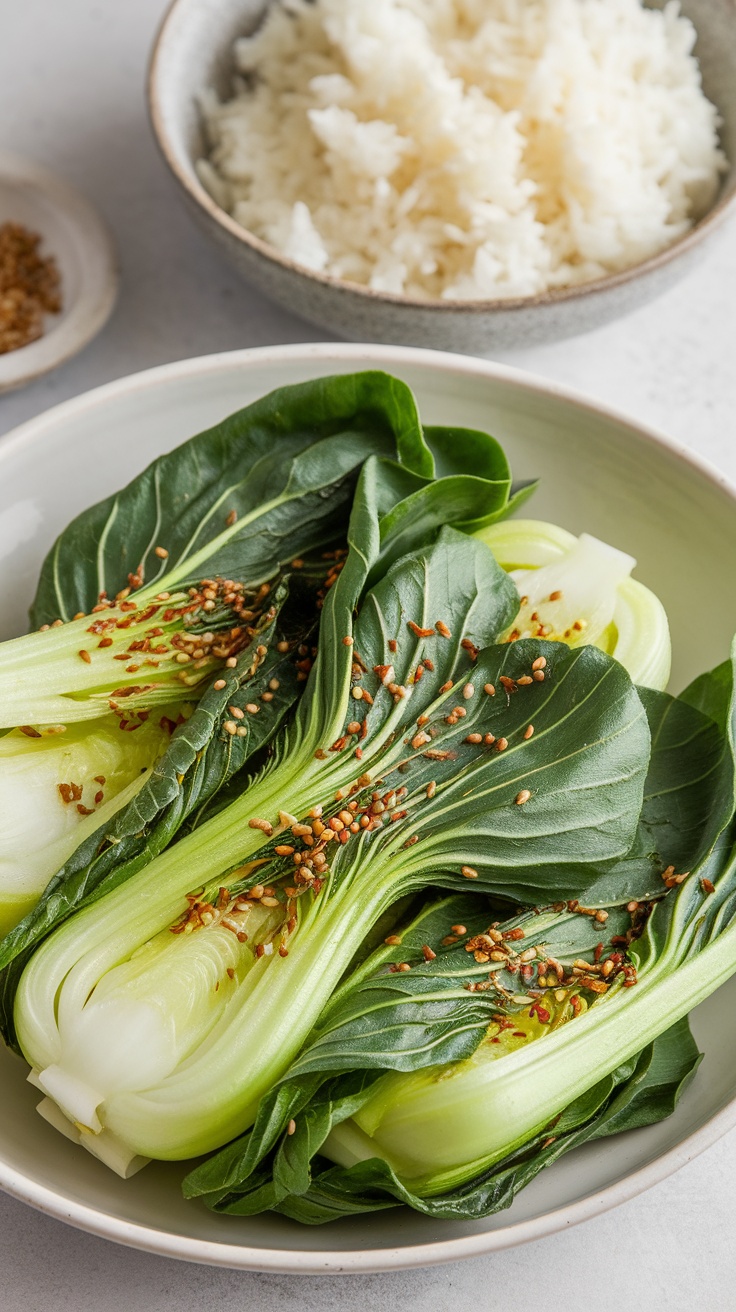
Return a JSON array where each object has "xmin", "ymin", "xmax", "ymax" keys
[{"xmin": 2, "ymin": 2, "xmax": 736, "ymax": 1307}]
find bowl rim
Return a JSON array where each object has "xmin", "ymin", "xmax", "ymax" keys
[
  {"xmin": 1, "ymin": 339, "xmax": 736, "ymax": 1271},
  {"xmin": 147, "ymin": 0, "xmax": 736, "ymax": 315},
  {"xmin": 0, "ymin": 151, "xmax": 118, "ymax": 392}
]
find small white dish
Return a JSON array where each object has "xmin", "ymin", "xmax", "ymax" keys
[
  {"xmin": 1, "ymin": 342, "xmax": 736, "ymax": 1270},
  {"xmin": 0, "ymin": 152, "xmax": 118, "ymax": 394}
]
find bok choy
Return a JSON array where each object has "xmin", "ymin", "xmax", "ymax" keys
[
  {"xmin": 477, "ymin": 519, "xmax": 671, "ymax": 690},
  {"xmin": 1, "ymin": 371, "xmax": 450, "ymax": 729},
  {"xmin": 0, "ymin": 370, "xmax": 525, "ymax": 955},
  {"xmin": 182, "ymin": 651, "xmax": 734, "ymax": 1220},
  {"xmin": 0, "ymin": 713, "xmax": 176, "ymax": 934},
  {"xmin": 11, "ymin": 459, "xmax": 649, "ymax": 1174}
]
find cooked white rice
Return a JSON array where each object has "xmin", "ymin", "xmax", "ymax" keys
[{"xmin": 197, "ymin": 0, "xmax": 727, "ymax": 301}]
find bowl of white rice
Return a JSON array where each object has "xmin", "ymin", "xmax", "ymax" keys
[{"xmin": 149, "ymin": 0, "xmax": 736, "ymax": 351}]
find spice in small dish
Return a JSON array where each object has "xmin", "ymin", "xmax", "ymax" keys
[{"xmin": 0, "ymin": 221, "xmax": 62, "ymax": 354}]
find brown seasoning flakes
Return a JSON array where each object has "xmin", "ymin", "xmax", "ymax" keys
[{"xmin": 0, "ymin": 222, "xmax": 62, "ymax": 353}]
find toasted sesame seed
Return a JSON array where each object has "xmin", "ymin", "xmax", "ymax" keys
[
  {"xmin": 484, "ymin": 683, "xmax": 495, "ymax": 696},
  {"xmin": 517, "ymin": 675, "xmax": 533, "ymax": 686},
  {"xmin": 435, "ymin": 620, "xmax": 452, "ymax": 638},
  {"xmin": 462, "ymin": 683, "xmax": 474, "ymax": 700},
  {"xmin": 229, "ymin": 705, "xmax": 244, "ymax": 719},
  {"xmin": 701, "ymin": 878, "xmax": 716, "ymax": 894},
  {"xmin": 594, "ymin": 910, "xmax": 609, "ymax": 923},
  {"xmin": 533, "ymin": 670, "xmax": 545, "ymax": 682},
  {"xmin": 245, "ymin": 703, "xmax": 259, "ymax": 714},
  {"xmin": 461, "ymin": 865, "xmax": 479, "ymax": 879},
  {"xmin": 451, "ymin": 924, "xmax": 467, "ymax": 935},
  {"xmin": 496, "ymin": 737, "xmax": 508, "ymax": 751},
  {"xmin": 523, "ymin": 724, "xmax": 534, "ymax": 739},
  {"xmin": 78, "ymin": 649, "xmax": 92, "ymax": 664},
  {"xmin": 214, "ymin": 678, "xmax": 226, "ymax": 690},
  {"xmin": 261, "ymin": 896, "xmax": 280, "ymax": 907},
  {"xmin": 422, "ymin": 945, "xmax": 437, "ymax": 961},
  {"xmin": 342, "ymin": 636, "xmax": 354, "ymax": 646},
  {"xmin": 465, "ymin": 733, "xmax": 483, "ymax": 744},
  {"xmin": 532, "ymin": 656, "xmax": 547, "ymax": 672},
  {"xmin": 225, "ymin": 656, "xmax": 237, "ymax": 668},
  {"xmin": 385, "ymin": 934, "xmax": 402, "ymax": 946},
  {"xmin": 224, "ymin": 720, "xmax": 237, "ymax": 735},
  {"xmin": 269, "ymin": 678, "xmax": 280, "ymax": 691},
  {"xmin": 515, "ymin": 789, "xmax": 531, "ymax": 805},
  {"xmin": 248, "ymin": 818, "xmax": 273, "ymax": 836},
  {"xmin": 287, "ymin": 1119, "xmax": 296, "ymax": 1136}
]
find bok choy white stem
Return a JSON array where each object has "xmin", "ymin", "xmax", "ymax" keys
[{"xmin": 476, "ymin": 519, "xmax": 671, "ymax": 690}]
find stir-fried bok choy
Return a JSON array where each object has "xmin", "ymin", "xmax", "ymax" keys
[
  {"xmin": 181, "ymin": 656, "xmax": 729, "ymax": 1217},
  {"xmin": 182, "ymin": 648, "xmax": 736, "ymax": 1220},
  {"xmin": 2, "ymin": 367, "xmax": 732, "ymax": 1231},
  {"xmin": 0, "ymin": 371, "xmax": 525, "ymax": 948},
  {"xmin": 10, "ymin": 457, "xmax": 650, "ymax": 1174}
]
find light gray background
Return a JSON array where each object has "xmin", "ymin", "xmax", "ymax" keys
[{"xmin": 1, "ymin": 2, "xmax": 736, "ymax": 1307}]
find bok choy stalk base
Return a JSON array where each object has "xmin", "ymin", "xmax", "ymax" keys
[
  {"xmin": 476, "ymin": 519, "xmax": 671, "ymax": 690},
  {"xmin": 11, "ymin": 458, "xmax": 649, "ymax": 1171},
  {"xmin": 0, "ymin": 713, "xmax": 176, "ymax": 935}
]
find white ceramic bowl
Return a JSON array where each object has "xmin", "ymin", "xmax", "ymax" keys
[
  {"xmin": 1, "ymin": 343, "xmax": 736, "ymax": 1271},
  {"xmin": 148, "ymin": 0, "xmax": 736, "ymax": 352},
  {"xmin": 0, "ymin": 152, "xmax": 118, "ymax": 394}
]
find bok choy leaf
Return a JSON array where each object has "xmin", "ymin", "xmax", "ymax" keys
[
  {"xmin": 182, "ymin": 671, "xmax": 728, "ymax": 1218},
  {"xmin": 5, "ymin": 371, "xmax": 522, "ymax": 730},
  {"xmin": 11, "ymin": 460, "xmax": 648, "ymax": 1172}
]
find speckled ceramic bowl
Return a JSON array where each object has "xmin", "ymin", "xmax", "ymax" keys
[{"xmin": 148, "ymin": 0, "xmax": 736, "ymax": 352}]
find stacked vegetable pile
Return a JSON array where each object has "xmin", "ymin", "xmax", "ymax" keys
[{"xmin": 0, "ymin": 372, "xmax": 734, "ymax": 1224}]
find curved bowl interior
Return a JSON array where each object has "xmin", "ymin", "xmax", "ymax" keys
[{"xmin": 0, "ymin": 342, "xmax": 735, "ymax": 1270}]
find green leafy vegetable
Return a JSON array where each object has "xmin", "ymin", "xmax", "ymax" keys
[
  {"xmin": 182, "ymin": 894, "xmax": 700, "ymax": 1220},
  {"xmin": 182, "ymin": 669, "xmax": 729, "ymax": 1219},
  {"xmin": 11, "ymin": 461, "xmax": 648, "ymax": 1173},
  {"xmin": 0, "ymin": 372, "xmax": 528, "ymax": 1008}
]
